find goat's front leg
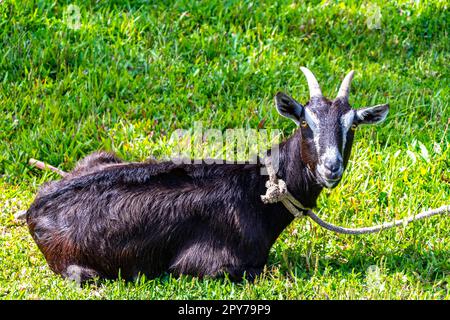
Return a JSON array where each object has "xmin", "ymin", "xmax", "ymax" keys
[{"xmin": 222, "ymin": 265, "xmax": 264, "ymax": 282}]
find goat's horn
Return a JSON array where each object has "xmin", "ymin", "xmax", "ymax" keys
[
  {"xmin": 336, "ymin": 70, "xmax": 355, "ymax": 100},
  {"xmin": 300, "ymin": 67, "xmax": 323, "ymax": 99}
]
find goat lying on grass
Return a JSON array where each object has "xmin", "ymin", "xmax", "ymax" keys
[{"xmin": 25, "ymin": 68, "xmax": 389, "ymax": 283}]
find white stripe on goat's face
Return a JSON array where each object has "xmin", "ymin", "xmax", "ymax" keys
[
  {"xmin": 304, "ymin": 108, "xmax": 321, "ymax": 153},
  {"xmin": 340, "ymin": 110, "xmax": 355, "ymax": 151}
]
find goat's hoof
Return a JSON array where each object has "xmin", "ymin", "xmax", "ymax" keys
[{"xmin": 65, "ymin": 265, "xmax": 100, "ymax": 285}]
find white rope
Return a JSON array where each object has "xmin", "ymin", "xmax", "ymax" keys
[
  {"xmin": 261, "ymin": 156, "xmax": 311, "ymax": 218},
  {"xmin": 261, "ymin": 157, "xmax": 450, "ymax": 234},
  {"xmin": 305, "ymin": 205, "xmax": 450, "ymax": 234}
]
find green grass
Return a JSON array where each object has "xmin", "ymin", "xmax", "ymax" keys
[{"xmin": 0, "ymin": 0, "xmax": 449, "ymax": 299}]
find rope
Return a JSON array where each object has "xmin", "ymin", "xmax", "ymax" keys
[
  {"xmin": 305, "ymin": 205, "xmax": 450, "ymax": 235},
  {"xmin": 261, "ymin": 157, "xmax": 450, "ymax": 234},
  {"xmin": 29, "ymin": 158, "xmax": 67, "ymax": 177}
]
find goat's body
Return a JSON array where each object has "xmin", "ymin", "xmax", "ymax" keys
[
  {"xmin": 25, "ymin": 68, "xmax": 389, "ymax": 283},
  {"xmin": 26, "ymin": 152, "xmax": 297, "ymax": 282}
]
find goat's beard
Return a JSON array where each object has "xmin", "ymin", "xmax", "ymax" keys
[{"xmin": 315, "ymin": 173, "xmax": 341, "ymax": 189}]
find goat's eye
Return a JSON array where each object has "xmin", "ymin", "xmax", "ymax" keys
[
  {"xmin": 301, "ymin": 120, "xmax": 308, "ymax": 128},
  {"xmin": 351, "ymin": 124, "xmax": 357, "ymax": 131}
]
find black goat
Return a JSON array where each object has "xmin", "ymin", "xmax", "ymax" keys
[{"xmin": 26, "ymin": 68, "xmax": 389, "ymax": 283}]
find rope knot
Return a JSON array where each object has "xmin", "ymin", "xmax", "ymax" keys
[{"xmin": 261, "ymin": 178, "xmax": 288, "ymax": 204}]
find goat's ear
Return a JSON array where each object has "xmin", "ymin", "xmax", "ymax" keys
[
  {"xmin": 274, "ymin": 92, "xmax": 303, "ymax": 125},
  {"xmin": 355, "ymin": 104, "xmax": 389, "ymax": 125}
]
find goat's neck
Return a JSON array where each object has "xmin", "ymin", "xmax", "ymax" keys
[{"xmin": 275, "ymin": 130, "xmax": 323, "ymax": 209}]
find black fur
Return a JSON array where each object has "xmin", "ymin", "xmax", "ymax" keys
[
  {"xmin": 26, "ymin": 140, "xmax": 321, "ymax": 283},
  {"xmin": 26, "ymin": 89, "xmax": 387, "ymax": 283}
]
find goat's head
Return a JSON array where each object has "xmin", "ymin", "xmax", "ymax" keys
[{"xmin": 275, "ymin": 67, "xmax": 389, "ymax": 189}]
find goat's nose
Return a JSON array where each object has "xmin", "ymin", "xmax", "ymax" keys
[
  {"xmin": 324, "ymin": 160, "xmax": 340, "ymax": 173},
  {"xmin": 323, "ymin": 160, "xmax": 342, "ymax": 179}
]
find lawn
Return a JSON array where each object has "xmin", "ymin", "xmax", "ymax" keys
[{"xmin": 0, "ymin": 0, "xmax": 449, "ymax": 299}]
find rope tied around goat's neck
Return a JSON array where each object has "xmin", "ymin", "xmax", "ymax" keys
[
  {"xmin": 260, "ymin": 157, "xmax": 311, "ymax": 218},
  {"xmin": 261, "ymin": 157, "xmax": 450, "ymax": 235}
]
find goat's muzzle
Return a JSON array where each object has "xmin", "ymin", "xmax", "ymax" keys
[{"xmin": 316, "ymin": 161, "xmax": 343, "ymax": 189}]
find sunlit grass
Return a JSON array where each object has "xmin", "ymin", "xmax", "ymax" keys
[{"xmin": 0, "ymin": 0, "xmax": 448, "ymax": 299}]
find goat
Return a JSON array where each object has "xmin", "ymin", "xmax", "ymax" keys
[{"xmin": 25, "ymin": 68, "xmax": 389, "ymax": 283}]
